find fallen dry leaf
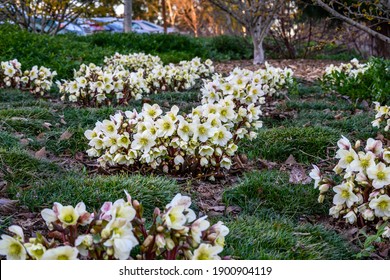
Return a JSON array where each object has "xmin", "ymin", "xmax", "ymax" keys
[
  {"xmin": 36, "ymin": 132, "xmax": 46, "ymax": 140},
  {"xmin": 0, "ymin": 198, "xmax": 18, "ymax": 214},
  {"xmin": 19, "ymin": 138, "xmax": 29, "ymax": 145},
  {"xmin": 285, "ymin": 154, "xmax": 297, "ymax": 165},
  {"xmin": 42, "ymin": 122, "xmax": 52, "ymax": 129},
  {"xmin": 208, "ymin": 206, "xmax": 226, "ymax": 212},
  {"xmin": 59, "ymin": 131, "xmax": 73, "ymax": 141},
  {"xmin": 35, "ymin": 147, "xmax": 47, "ymax": 159},
  {"xmin": 258, "ymin": 159, "xmax": 278, "ymax": 170},
  {"xmin": 289, "ymin": 165, "xmax": 312, "ymax": 184},
  {"xmin": 226, "ymin": 205, "xmax": 241, "ymax": 215},
  {"xmin": 10, "ymin": 117, "xmax": 28, "ymax": 121},
  {"xmin": 0, "ymin": 180, "xmax": 7, "ymax": 194}
]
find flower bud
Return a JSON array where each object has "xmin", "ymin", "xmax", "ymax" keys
[
  {"xmin": 362, "ymin": 209, "xmax": 375, "ymax": 221},
  {"xmin": 155, "ymin": 234, "xmax": 166, "ymax": 248},
  {"xmin": 143, "ymin": 235, "xmax": 154, "ymax": 248},
  {"xmin": 319, "ymin": 184, "xmax": 330, "ymax": 194},
  {"xmin": 355, "ymin": 140, "xmax": 361, "ymax": 149},
  {"xmin": 106, "ymin": 247, "xmax": 114, "ymax": 256},
  {"xmin": 133, "ymin": 200, "xmax": 140, "ymax": 209},
  {"xmin": 154, "ymin": 208, "xmax": 161, "ymax": 217},
  {"xmin": 157, "ymin": 226, "xmax": 164, "ymax": 233},
  {"xmin": 166, "ymin": 238, "xmax": 175, "ymax": 250},
  {"xmin": 101, "ymin": 228, "xmax": 111, "ymax": 239}
]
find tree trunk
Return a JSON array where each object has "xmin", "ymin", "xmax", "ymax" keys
[
  {"xmin": 162, "ymin": 0, "xmax": 167, "ymax": 34},
  {"xmin": 253, "ymin": 39, "xmax": 265, "ymax": 64},
  {"xmin": 374, "ymin": 22, "xmax": 390, "ymax": 58},
  {"xmin": 124, "ymin": 0, "xmax": 132, "ymax": 33}
]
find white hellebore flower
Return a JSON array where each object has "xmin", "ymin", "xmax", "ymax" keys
[
  {"xmin": 367, "ymin": 162, "xmax": 390, "ymax": 189},
  {"xmin": 220, "ymin": 157, "xmax": 232, "ymax": 170},
  {"xmin": 42, "ymin": 246, "xmax": 79, "ymax": 260},
  {"xmin": 336, "ymin": 148, "xmax": 358, "ymax": 171},
  {"xmin": 212, "ymin": 126, "xmax": 232, "ymax": 146},
  {"xmin": 101, "ymin": 120, "xmax": 118, "ymax": 137},
  {"xmin": 0, "ymin": 226, "xmax": 27, "ymax": 260},
  {"xmin": 164, "ymin": 205, "xmax": 187, "ymax": 230},
  {"xmin": 25, "ymin": 242, "xmax": 46, "ymax": 260},
  {"xmin": 103, "ymin": 220, "xmax": 138, "ymax": 260},
  {"xmin": 191, "ymin": 216, "xmax": 210, "ymax": 244},
  {"xmin": 350, "ymin": 151, "xmax": 375, "ymax": 173},
  {"xmin": 333, "ymin": 183, "xmax": 359, "ymax": 207},
  {"xmin": 369, "ymin": 195, "xmax": 390, "ymax": 217},
  {"xmin": 143, "ymin": 103, "xmax": 163, "ymax": 119},
  {"xmin": 156, "ymin": 116, "xmax": 176, "ymax": 137},
  {"xmin": 131, "ymin": 131, "xmax": 156, "ymax": 153},
  {"xmin": 75, "ymin": 234, "xmax": 93, "ymax": 257},
  {"xmin": 192, "ymin": 244, "xmax": 223, "ymax": 260},
  {"xmin": 343, "ymin": 211, "xmax": 357, "ymax": 224}
]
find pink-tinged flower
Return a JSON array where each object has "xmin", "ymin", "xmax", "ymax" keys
[
  {"xmin": 337, "ymin": 135, "xmax": 351, "ymax": 150},
  {"xmin": 191, "ymin": 216, "xmax": 210, "ymax": 244},
  {"xmin": 100, "ymin": 201, "xmax": 113, "ymax": 220},
  {"xmin": 309, "ymin": 165, "xmax": 321, "ymax": 189},
  {"xmin": 365, "ymin": 138, "xmax": 383, "ymax": 155},
  {"xmin": 41, "ymin": 202, "xmax": 62, "ymax": 229}
]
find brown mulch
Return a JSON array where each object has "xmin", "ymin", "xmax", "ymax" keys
[{"xmin": 214, "ymin": 59, "xmax": 343, "ymax": 81}]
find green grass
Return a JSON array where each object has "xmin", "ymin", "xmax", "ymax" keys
[
  {"xmin": 0, "ymin": 131, "xmax": 20, "ymax": 149},
  {"xmin": 223, "ymin": 171, "xmax": 330, "ymax": 217},
  {"xmin": 242, "ymin": 87, "xmax": 377, "ymax": 164},
  {"xmin": 223, "ymin": 215, "xmax": 356, "ymax": 260},
  {"xmin": 11, "ymin": 174, "xmax": 179, "ymax": 218},
  {"xmin": 240, "ymin": 126, "xmax": 340, "ymax": 163},
  {"xmin": 0, "ymin": 148, "xmax": 63, "ymax": 186}
]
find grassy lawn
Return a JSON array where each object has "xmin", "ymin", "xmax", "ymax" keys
[{"xmin": 1, "ymin": 80, "xmax": 377, "ymax": 259}]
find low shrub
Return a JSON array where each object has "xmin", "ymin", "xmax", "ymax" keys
[{"xmin": 320, "ymin": 58, "xmax": 390, "ymax": 103}]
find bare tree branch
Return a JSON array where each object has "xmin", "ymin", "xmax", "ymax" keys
[{"xmin": 315, "ymin": 0, "xmax": 390, "ymax": 44}]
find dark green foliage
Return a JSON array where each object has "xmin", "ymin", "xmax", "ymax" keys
[
  {"xmin": 0, "ymin": 24, "xmax": 254, "ymax": 80},
  {"xmin": 320, "ymin": 57, "xmax": 390, "ymax": 103}
]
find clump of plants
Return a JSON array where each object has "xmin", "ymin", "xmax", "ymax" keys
[
  {"xmin": 0, "ymin": 192, "xmax": 229, "ymax": 260},
  {"xmin": 310, "ymin": 136, "xmax": 390, "ymax": 239},
  {"xmin": 320, "ymin": 58, "xmax": 390, "ymax": 103},
  {"xmin": 0, "ymin": 59, "xmax": 56, "ymax": 96}
]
